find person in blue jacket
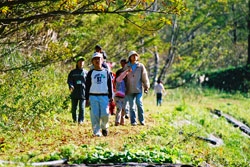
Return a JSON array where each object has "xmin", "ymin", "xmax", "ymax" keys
[{"xmin": 67, "ymin": 56, "xmax": 88, "ymax": 124}]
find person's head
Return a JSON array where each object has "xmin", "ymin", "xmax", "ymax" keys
[
  {"xmin": 120, "ymin": 58, "xmax": 127, "ymax": 68},
  {"xmin": 95, "ymin": 45, "xmax": 102, "ymax": 52},
  {"xmin": 76, "ymin": 56, "xmax": 85, "ymax": 69},
  {"xmin": 157, "ymin": 79, "xmax": 162, "ymax": 84},
  {"xmin": 95, "ymin": 44, "xmax": 107, "ymax": 60},
  {"xmin": 128, "ymin": 51, "xmax": 139, "ymax": 63},
  {"xmin": 91, "ymin": 52, "xmax": 103, "ymax": 70}
]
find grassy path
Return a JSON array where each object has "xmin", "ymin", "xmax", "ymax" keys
[{"xmin": 1, "ymin": 88, "xmax": 250, "ymax": 166}]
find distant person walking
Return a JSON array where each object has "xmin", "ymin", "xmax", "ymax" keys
[
  {"xmin": 85, "ymin": 52, "xmax": 114, "ymax": 137},
  {"xmin": 118, "ymin": 51, "xmax": 150, "ymax": 126},
  {"xmin": 154, "ymin": 79, "xmax": 166, "ymax": 106},
  {"xmin": 67, "ymin": 56, "xmax": 88, "ymax": 124}
]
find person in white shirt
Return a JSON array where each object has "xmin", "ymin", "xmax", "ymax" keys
[
  {"xmin": 154, "ymin": 79, "xmax": 166, "ymax": 106},
  {"xmin": 85, "ymin": 52, "xmax": 114, "ymax": 137}
]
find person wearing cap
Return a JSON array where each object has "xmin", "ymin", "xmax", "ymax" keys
[
  {"xmin": 117, "ymin": 51, "xmax": 150, "ymax": 126},
  {"xmin": 67, "ymin": 56, "xmax": 88, "ymax": 124},
  {"xmin": 85, "ymin": 52, "xmax": 114, "ymax": 137},
  {"xmin": 95, "ymin": 44, "xmax": 116, "ymax": 116}
]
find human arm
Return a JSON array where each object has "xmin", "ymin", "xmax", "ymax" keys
[
  {"xmin": 85, "ymin": 70, "xmax": 93, "ymax": 100},
  {"xmin": 161, "ymin": 84, "xmax": 166, "ymax": 95},
  {"xmin": 107, "ymin": 71, "xmax": 114, "ymax": 101},
  {"xmin": 116, "ymin": 67, "xmax": 132, "ymax": 82},
  {"xmin": 67, "ymin": 71, "xmax": 74, "ymax": 91},
  {"xmin": 141, "ymin": 64, "xmax": 150, "ymax": 92}
]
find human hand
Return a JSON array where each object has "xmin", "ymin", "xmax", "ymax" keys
[
  {"xmin": 109, "ymin": 98, "xmax": 114, "ymax": 102},
  {"xmin": 85, "ymin": 100, "xmax": 90, "ymax": 107},
  {"xmin": 126, "ymin": 67, "xmax": 132, "ymax": 74}
]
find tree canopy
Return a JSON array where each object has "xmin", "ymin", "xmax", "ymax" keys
[
  {"xmin": 0, "ymin": 0, "xmax": 187, "ymax": 72},
  {"xmin": 0, "ymin": 0, "xmax": 249, "ymax": 83}
]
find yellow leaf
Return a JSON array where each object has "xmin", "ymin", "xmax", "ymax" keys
[
  {"xmin": 165, "ymin": 19, "xmax": 172, "ymax": 25},
  {"xmin": 1, "ymin": 6, "xmax": 10, "ymax": 14},
  {"xmin": 2, "ymin": 114, "xmax": 8, "ymax": 122}
]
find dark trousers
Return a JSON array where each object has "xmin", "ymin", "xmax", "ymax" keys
[
  {"xmin": 156, "ymin": 93, "xmax": 162, "ymax": 106},
  {"xmin": 71, "ymin": 98, "xmax": 85, "ymax": 123}
]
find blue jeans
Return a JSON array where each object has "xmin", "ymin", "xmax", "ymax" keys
[
  {"xmin": 127, "ymin": 93, "xmax": 145, "ymax": 124},
  {"xmin": 123, "ymin": 96, "xmax": 129, "ymax": 115},
  {"xmin": 71, "ymin": 98, "xmax": 85, "ymax": 123},
  {"xmin": 89, "ymin": 95, "xmax": 110, "ymax": 135}
]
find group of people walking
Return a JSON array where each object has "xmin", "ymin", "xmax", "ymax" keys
[{"xmin": 67, "ymin": 45, "xmax": 150, "ymax": 137}]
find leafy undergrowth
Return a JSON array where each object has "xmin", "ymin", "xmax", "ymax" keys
[{"xmin": 0, "ymin": 87, "xmax": 250, "ymax": 167}]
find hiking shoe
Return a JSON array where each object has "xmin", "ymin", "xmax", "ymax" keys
[
  {"xmin": 131, "ymin": 122, "xmax": 137, "ymax": 126},
  {"xmin": 93, "ymin": 133, "xmax": 102, "ymax": 137},
  {"xmin": 115, "ymin": 122, "xmax": 119, "ymax": 126},
  {"xmin": 102, "ymin": 129, "xmax": 108, "ymax": 136},
  {"xmin": 125, "ymin": 114, "xmax": 129, "ymax": 119},
  {"xmin": 140, "ymin": 122, "xmax": 145, "ymax": 126}
]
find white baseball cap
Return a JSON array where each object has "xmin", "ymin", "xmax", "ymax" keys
[{"xmin": 92, "ymin": 52, "xmax": 103, "ymax": 60}]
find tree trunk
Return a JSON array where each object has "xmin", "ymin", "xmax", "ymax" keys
[
  {"xmin": 247, "ymin": 0, "xmax": 250, "ymax": 66},
  {"xmin": 159, "ymin": 15, "xmax": 178, "ymax": 81},
  {"xmin": 149, "ymin": 0, "xmax": 159, "ymax": 86},
  {"xmin": 232, "ymin": 4, "xmax": 237, "ymax": 44},
  {"xmin": 151, "ymin": 45, "xmax": 159, "ymax": 86}
]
